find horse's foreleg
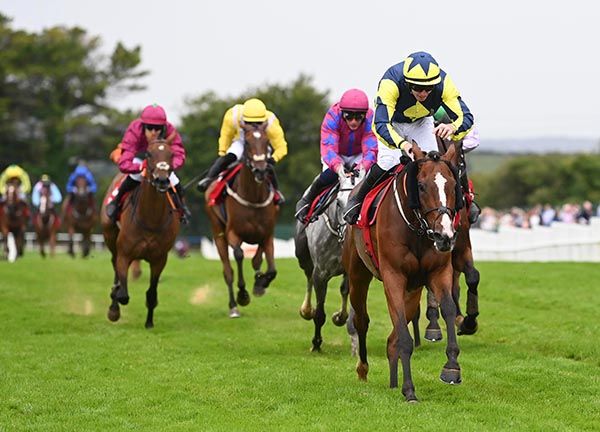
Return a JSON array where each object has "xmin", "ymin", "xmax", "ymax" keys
[
  {"xmin": 254, "ymin": 238, "xmax": 276, "ymax": 296},
  {"xmin": 67, "ymin": 227, "xmax": 75, "ymax": 257},
  {"xmin": 214, "ymin": 234, "xmax": 237, "ymax": 317},
  {"xmin": 431, "ymin": 271, "xmax": 461, "ymax": 385},
  {"xmin": 331, "ymin": 274, "xmax": 349, "ymax": 326},
  {"xmin": 49, "ymin": 231, "xmax": 56, "ymax": 257},
  {"xmin": 233, "ymin": 245, "xmax": 250, "ymax": 307},
  {"xmin": 145, "ymin": 255, "xmax": 167, "ymax": 329},
  {"xmin": 425, "ymin": 288, "xmax": 443, "ymax": 342},
  {"xmin": 114, "ymin": 255, "xmax": 131, "ymax": 306},
  {"xmin": 299, "ymin": 276, "xmax": 314, "ymax": 320},
  {"xmin": 459, "ymin": 261, "xmax": 480, "ymax": 335},
  {"xmin": 82, "ymin": 232, "xmax": 91, "ymax": 258},
  {"xmin": 310, "ymin": 273, "xmax": 328, "ymax": 352},
  {"xmin": 347, "ymin": 306, "xmax": 358, "ymax": 357},
  {"xmin": 412, "ymin": 303, "xmax": 421, "ymax": 348},
  {"xmin": 107, "ymin": 253, "xmax": 121, "ymax": 322}
]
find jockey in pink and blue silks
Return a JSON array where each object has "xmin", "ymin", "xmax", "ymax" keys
[
  {"xmin": 295, "ymin": 89, "xmax": 378, "ymax": 223},
  {"xmin": 105, "ymin": 104, "xmax": 191, "ymax": 224}
]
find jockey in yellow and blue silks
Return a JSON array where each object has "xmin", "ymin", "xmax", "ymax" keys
[
  {"xmin": 343, "ymin": 51, "xmax": 474, "ymax": 224},
  {"xmin": 196, "ymin": 98, "xmax": 288, "ymax": 203}
]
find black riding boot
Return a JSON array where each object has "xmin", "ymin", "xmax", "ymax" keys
[
  {"xmin": 170, "ymin": 183, "xmax": 192, "ymax": 225},
  {"xmin": 460, "ymin": 172, "xmax": 480, "ymax": 225},
  {"xmin": 342, "ymin": 164, "xmax": 385, "ymax": 225},
  {"xmin": 106, "ymin": 176, "xmax": 139, "ymax": 222},
  {"xmin": 294, "ymin": 176, "xmax": 330, "ymax": 223},
  {"xmin": 197, "ymin": 153, "xmax": 237, "ymax": 192},
  {"xmin": 267, "ymin": 164, "xmax": 285, "ymax": 205}
]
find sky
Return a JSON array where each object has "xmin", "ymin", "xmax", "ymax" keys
[{"xmin": 1, "ymin": 0, "xmax": 599, "ymax": 140}]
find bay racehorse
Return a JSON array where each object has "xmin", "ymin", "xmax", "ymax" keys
[
  {"xmin": 33, "ymin": 185, "xmax": 60, "ymax": 258},
  {"xmin": 295, "ymin": 171, "xmax": 361, "ymax": 352},
  {"xmin": 343, "ymin": 142, "xmax": 463, "ymax": 402},
  {"xmin": 101, "ymin": 136, "xmax": 180, "ymax": 328},
  {"xmin": 1, "ymin": 183, "xmax": 29, "ymax": 261},
  {"xmin": 204, "ymin": 122, "xmax": 279, "ymax": 318},
  {"xmin": 62, "ymin": 176, "xmax": 96, "ymax": 257}
]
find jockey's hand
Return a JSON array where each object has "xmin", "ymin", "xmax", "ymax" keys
[
  {"xmin": 336, "ymin": 165, "xmax": 350, "ymax": 183},
  {"xmin": 433, "ymin": 123, "xmax": 456, "ymax": 140},
  {"xmin": 400, "ymin": 141, "xmax": 415, "ymax": 163},
  {"xmin": 267, "ymin": 157, "xmax": 276, "ymax": 166}
]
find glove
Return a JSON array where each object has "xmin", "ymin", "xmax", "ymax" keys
[{"xmin": 267, "ymin": 157, "xmax": 276, "ymax": 166}]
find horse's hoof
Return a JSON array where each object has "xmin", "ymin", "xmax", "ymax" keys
[
  {"xmin": 117, "ymin": 296, "xmax": 129, "ymax": 305},
  {"xmin": 440, "ymin": 367, "xmax": 462, "ymax": 385},
  {"xmin": 458, "ymin": 316, "xmax": 478, "ymax": 335},
  {"xmin": 406, "ymin": 396, "xmax": 419, "ymax": 404},
  {"xmin": 253, "ymin": 286, "xmax": 266, "ymax": 297},
  {"xmin": 237, "ymin": 291, "xmax": 251, "ymax": 306},
  {"xmin": 107, "ymin": 307, "xmax": 120, "ymax": 322},
  {"xmin": 229, "ymin": 307, "xmax": 241, "ymax": 318},
  {"xmin": 425, "ymin": 328, "xmax": 443, "ymax": 342},
  {"xmin": 331, "ymin": 311, "xmax": 348, "ymax": 327},
  {"xmin": 356, "ymin": 361, "xmax": 369, "ymax": 381},
  {"xmin": 299, "ymin": 308, "xmax": 314, "ymax": 320},
  {"xmin": 310, "ymin": 345, "xmax": 321, "ymax": 353},
  {"xmin": 145, "ymin": 321, "xmax": 154, "ymax": 329}
]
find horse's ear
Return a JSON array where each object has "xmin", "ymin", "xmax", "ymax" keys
[
  {"xmin": 442, "ymin": 141, "xmax": 460, "ymax": 166},
  {"xmin": 166, "ymin": 132, "xmax": 176, "ymax": 145},
  {"xmin": 411, "ymin": 140, "xmax": 426, "ymax": 160}
]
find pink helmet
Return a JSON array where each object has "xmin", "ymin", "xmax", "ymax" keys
[
  {"xmin": 140, "ymin": 104, "xmax": 167, "ymax": 125},
  {"xmin": 339, "ymin": 89, "xmax": 369, "ymax": 111}
]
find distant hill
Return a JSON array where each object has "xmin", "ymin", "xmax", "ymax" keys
[{"xmin": 483, "ymin": 138, "xmax": 599, "ymax": 154}]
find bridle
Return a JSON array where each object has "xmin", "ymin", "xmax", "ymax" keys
[{"xmin": 393, "ymin": 156, "xmax": 459, "ymax": 243}]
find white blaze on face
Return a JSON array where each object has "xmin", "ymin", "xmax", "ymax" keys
[
  {"xmin": 158, "ymin": 145, "xmax": 165, "ymax": 151},
  {"xmin": 253, "ymin": 131, "xmax": 261, "ymax": 139},
  {"xmin": 434, "ymin": 172, "xmax": 454, "ymax": 237}
]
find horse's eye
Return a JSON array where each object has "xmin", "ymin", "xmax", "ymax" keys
[{"xmin": 418, "ymin": 183, "xmax": 426, "ymax": 192}]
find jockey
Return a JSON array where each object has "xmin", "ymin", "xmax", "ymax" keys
[
  {"xmin": 196, "ymin": 98, "xmax": 288, "ymax": 203},
  {"xmin": 343, "ymin": 51, "xmax": 475, "ymax": 224},
  {"xmin": 434, "ymin": 105, "xmax": 481, "ymax": 223},
  {"xmin": 295, "ymin": 88, "xmax": 378, "ymax": 223},
  {"xmin": 105, "ymin": 104, "xmax": 191, "ymax": 224},
  {"xmin": 0, "ymin": 164, "xmax": 31, "ymax": 201},
  {"xmin": 31, "ymin": 174, "xmax": 62, "ymax": 209},
  {"xmin": 66, "ymin": 161, "xmax": 97, "ymax": 198}
]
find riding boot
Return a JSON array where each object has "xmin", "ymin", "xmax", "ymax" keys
[
  {"xmin": 294, "ymin": 176, "xmax": 330, "ymax": 223},
  {"xmin": 342, "ymin": 164, "xmax": 386, "ymax": 225},
  {"xmin": 460, "ymin": 173, "xmax": 480, "ymax": 225},
  {"xmin": 106, "ymin": 176, "xmax": 139, "ymax": 223},
  {"xmin": 171, "ymin": 183, "xmax": 192, "ymax": 224},
  {"xmin": 267, "ymin": 164, "xmax": 285, "ymax": 205},
  {"xmin": 197, "ymin": 153, "xmax": 237, "ymax": 192}
]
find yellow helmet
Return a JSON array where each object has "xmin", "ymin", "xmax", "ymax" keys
[
  {"xmin": 403, "ymin": 51, "xmax": 441, "ymax": 85},
  {"xmin": 41, "ymin": 174, "xmax": 51, "ymax": 183},
  {"xmin": 242, "ymin": 98, "xmax": 268, "ymax": 123},
  {"xmin": 5, "ymin": 165, "xmax": 22, "ymax": 179}
]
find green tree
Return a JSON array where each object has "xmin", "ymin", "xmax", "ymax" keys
[{"xmin": 0, "ymin": 13, "xmax": 147, "ymax": 185}]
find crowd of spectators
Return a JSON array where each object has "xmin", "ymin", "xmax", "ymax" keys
[{"xmin": 475, "ymin": 201, "xmax": 598, "ymax": 232}]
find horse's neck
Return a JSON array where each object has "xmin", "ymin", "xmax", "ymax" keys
[
  {"xmin": 135, "ymin": 180, "xmax": 170, "ymax": 224},
  {"xmin": 236, "ymin": 165, "xmax": 269, "ymax": 202}
]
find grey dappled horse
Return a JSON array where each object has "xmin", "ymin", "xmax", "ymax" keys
[{"xmin": 294, "ymin": 172, "xmax": 363, "ymax": 352}]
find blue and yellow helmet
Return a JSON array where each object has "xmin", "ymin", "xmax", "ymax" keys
[{"xmin": 403, "ymin": 51, "xmax": 441, "ymax": 85}]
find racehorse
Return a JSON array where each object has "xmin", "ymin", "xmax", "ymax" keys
[
  {"xmin": 295, "ymin": 172, "xmax": 360, "ymax": 352},
  {"xmin": 62, "ymin": 176, "xmax": 96, "ymax": 257},
  {"xmin": 101, "ymin": 136, "xmax": 180, "ymax": 328},
  {"xmin": 33, "ymin": 185, "xmax": 60, "ymax": 258},
  {"xmin": 343, "ymin": 142, "xmax": 463, "ymax": 402},
  {"xmin": 204, "ymin": 122, "xmax": 279, "ymax": 318},
  {"xmin": 419, "ymin": 136, "xmax": 481, "ymax": 342},
  {"xmin": 1, "ymin": 182, "xmax": 29, "ymax": 261}
]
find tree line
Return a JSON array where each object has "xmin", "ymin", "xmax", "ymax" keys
[{"xmin": 1, "ymin": 14, "xmax": 598, "ymax": 237}]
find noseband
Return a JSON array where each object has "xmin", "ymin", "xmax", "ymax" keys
[{"xmin": 393, "ymin": 156, "xmax": 459, "ymax": 242}]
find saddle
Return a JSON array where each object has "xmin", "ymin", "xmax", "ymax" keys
[
  {"xmin": 207, "ymin": 163, "xmax": 282, "ymax": 207},
  {"xmin": 303, "ymin": 183, "xmax": 340, "ymax": 224}
]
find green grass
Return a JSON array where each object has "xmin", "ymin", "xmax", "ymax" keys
[{"xmin": 1, "ymin": 253, "xmax": 599, "ymax": 431}]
